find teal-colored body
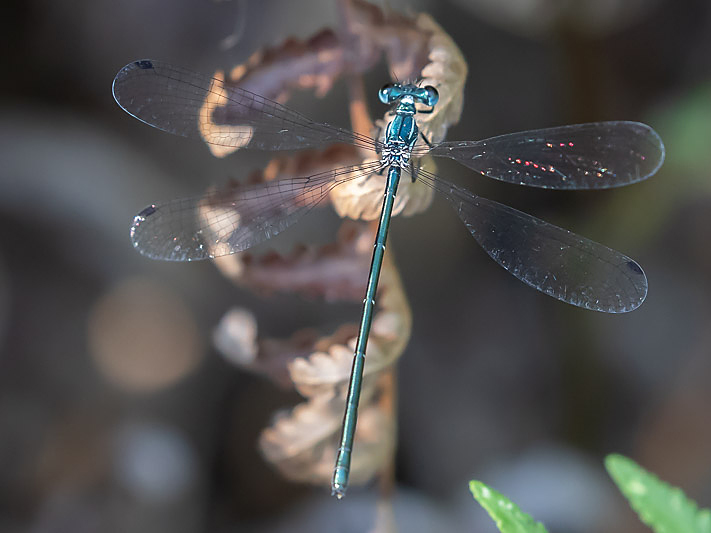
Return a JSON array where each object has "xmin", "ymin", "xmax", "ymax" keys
[
  {"xmin": 331, "ymin": 83, "xmax": 438, "ymax": 498},
  {"xmin": 331, "ymin": 164, "xmax": 401, "ymax": 497},
  {"xmin": 116, "ymin": 60, "xmax": 663, "ymax": 500}
]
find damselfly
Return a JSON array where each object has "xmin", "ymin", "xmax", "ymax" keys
[{"xmin": 112, "ymin": 59, "xmax": 664, "ymax": 498}]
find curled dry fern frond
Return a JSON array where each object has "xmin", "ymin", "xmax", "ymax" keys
[
  {"xmin": 214, "ymin": 224, "xmax": 409, "ymax": 486},
  {"xmin": 259, "ymin": 250, "xmax": 408, "ymax": 486},
  {"xmin": 208, "ymin": 0, "xmax": 465, "ymax": 493}
]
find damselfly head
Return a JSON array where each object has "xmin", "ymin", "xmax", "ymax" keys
[{"xmin": 378, "ymin": 83, "xmax": 439, "ymax": 107}]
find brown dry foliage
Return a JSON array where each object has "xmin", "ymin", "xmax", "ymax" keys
[{"xmin": 209, "ymin": 0, "xmax": 466, "ymax": 494}]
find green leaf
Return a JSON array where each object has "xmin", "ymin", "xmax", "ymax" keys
[
  {"xmin": 605, "ymin": 454, "xmax": 711, "ymax": 533},
  {"xmin": 469, "ymin": 480, "xmax": 549, "ymax": 533}
]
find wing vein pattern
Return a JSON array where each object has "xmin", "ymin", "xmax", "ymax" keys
[
  {"xmin": 419, "ymin": 121, "xmax": 664, "ymax": 190},
  {"xmin": 413, "ymin": 167, "xmax": 647, "ymax": 312},
  {"xmin": 130, "ymin": 161, "xmax": 382, "ymax": 261},
  {"xmin": 113, "ymin": 60, "xmax": 380, "ymax": 152}
]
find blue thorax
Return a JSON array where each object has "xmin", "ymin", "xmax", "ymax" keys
[{"xmin": 378, "ymin": 83, "xmax": 439, "ymax": 168}]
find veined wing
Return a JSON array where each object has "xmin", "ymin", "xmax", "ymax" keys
[
  {"xmin": 113, "ymin": 60, "xmax": 380, "ymax": 153},
  {"xmin": 414, "ymin": 167, "xmax": 647, "ymax": 312},
  {"xmin": 418, "ymin": 122, "xmax": 664, "ymax": 189},
  {"xmin": 130, "ymin": 161, "xmax": 382, "ymax": 261}
]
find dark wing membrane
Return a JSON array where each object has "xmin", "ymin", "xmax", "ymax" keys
[
  {"xmin": 421, "ymin": 122, "xmax": 664, "ymax": 189},
  {"xmin": 112, "ymin": 60, "xmax": 379, "ymax": 153},
  {"xmin": 130, "ymin": 161, "xmax": 381, "ymax": 261},
  {"xmin": 414, "ymin": 168, "xmax": 647, "ymax": 312}
]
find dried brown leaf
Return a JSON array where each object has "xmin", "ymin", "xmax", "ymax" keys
[
  {"xmin": 227, "ymin": 30, "xmax": 352, "ymax": 101},
  {"xmin": 213, "ymin": 308, "xmax": 323, "ymax": 389},
  {"xmin": 256, "ymin": 249, "xmax": 408, "ymax": 487},
  {"xmin": 213, "ymin": 216, "xmax": 373, "ymax": 301},
  {"xmin": 216, "ymin": 241, "xmax": 411, "ymax": 389},
  {"xmin": 412, "ymin": 13, "xmax": 468, "ymax": 145},
  {"xmin": 287, "ymin": 251, "xmax": 411, "ymax": 398},
  {"xmin": 345, "ymin": 0, "xmax": 434, "ymax": 82},
  {"xmin": 207, "ymin": 0, "xmax": 467, "ymax": 492},
  {"xmin": 223, "ymin": 0, "xmax": 434, "ymax": 102},
  {"xmin": 332, "ymin": 12, "xmax": 467, "ymax": 220},
  {"xmin": 259, "ymin": 399, "xmax": 393, "ymax": 486},
  {"xmin": 201, "ymin": 0, "xmax": 464, "ymax": 162},
  {"xmin": 212, "ymin": 214, "xmax": 410, "ymax": 396},
  {"xmin": 330, "ymin": 156, "xmax": 438, "ymax": 220}
]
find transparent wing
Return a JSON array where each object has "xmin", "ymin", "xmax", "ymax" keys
[
  {"xmin": 418, "ymin": 122, "xmax": 664, "ymax": 189},
  {"xmin": 113, "ymin": 59, "xmax": 380, "ymax": 153},
  {"xmin": 414, "ymin": 167, "xmax": 647, "ymax": 312},
  {"xmin": 130, "ymin": 161, "xmax": 382, "ymax": 261}
]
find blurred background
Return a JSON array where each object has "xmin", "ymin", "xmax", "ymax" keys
[{"xmin": 2, "ymin": 0, "xmax": 711, "ymax": 531}]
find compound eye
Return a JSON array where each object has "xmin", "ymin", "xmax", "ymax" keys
[
  {"xmin": 378, "ymin": 83, "xmax": 397, "ymax": 104},
  {"xmin": 423, "ymin": 86, "xmax": 439, "ymax": 106}
]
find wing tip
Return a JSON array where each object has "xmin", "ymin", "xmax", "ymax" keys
[
  {"xmin": 644, "ymin": 125, "xmax": 666, "ymax": 178},
  {"xmin": 596, "ymin": 259, "xmax": 648, "ymax": 314},
  {"xmin": 129, "ymin": 203, "xmax": 216, "ymax": 262},
  {"xmin": 112, "ymin": 58, "xmax": 158, "ymax": 110},
  {"xmin": 622, "ymin": 259, "xmax": 648, "ymax": 313},
  {"xmin": 622, "ymin": 121, "xmax": 666, "ymax": 181},
  {"xmin": 129, "ymin": 204, "xmax": 166, "ymax": 261}
]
